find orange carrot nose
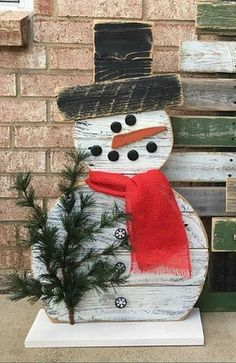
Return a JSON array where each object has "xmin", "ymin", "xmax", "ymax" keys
[{"xmin": 111, "ymin": 126, "xmax": 167, "ymax": 149}]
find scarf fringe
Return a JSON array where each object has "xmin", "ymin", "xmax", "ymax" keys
[{"xmin": 131, "ymin": 263, "xmax": 191, "ymax": 279}]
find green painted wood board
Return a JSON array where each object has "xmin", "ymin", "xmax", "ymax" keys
[
  {"xmin": 197, "ymin": 1, "xmax": 236, "ymax": 35},
  {"xmin": 171, "ymin": 116, "xmax": 236, "ymax": 147},
  {"xmin": 212, "ymin": 218, "xmax": 236, "ymax": 252},
  {"xmin": 196, "ymin": 285, "xmax": 236, "ymax": 312}
]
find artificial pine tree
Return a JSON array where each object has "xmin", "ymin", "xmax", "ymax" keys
[{"xmin": 7, "ymin": 150, "xmax": 130, "ymax": 324}]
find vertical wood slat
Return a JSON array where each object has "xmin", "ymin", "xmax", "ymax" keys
[{"xmin": 226, "ymin": 178, "xmax": 236, "ymax": 212}]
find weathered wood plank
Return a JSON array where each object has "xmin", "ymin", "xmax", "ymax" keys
[
  {"xmin": 46, "ymin": 285, "xmax": 203, "ymax": 323},
  {"xmin": 212, "ymin": 217, "xmax": 236, "ymax": 252},
  {"xmin": 57, "ymin": 74, "xmax": 183, "ymax": 120},
  {"xmin": 171, "ymin": 116, "xmax": 236, "ymax": 147},
  {"xmin": 196, "ymin": 286, "xmax": 236, "ymax": 312},
  {"xmin": 175, "ymin": 187, "xmax": 235, "ymax": 217},
  {"xmin": 94, "ymin": 22, "xmax": 153, "ymax": 82},
  {"xmin": 180, "ymin": 41, "xmax": 236, "ymax": 73},
  {"xmin": 162, "ymin": 152, "xmax": 236, "ymax": 182},
  {"xmin": 75, "ymin": 111, "xmax": 173, "ymax": 173},
  {"xmin": 182, "ymin": 78, "xmax": 236, "ymax": 111},
  {"xmin": 209, "ymin": 252, "xmax": 236, "ymax": 292},
  {"xmin": 226, "ymin": 178, "xmax": 236, "ymax": 212},
  {"xmin": 197, "ymin": 1, "xmax": 236, "ymax": 35}
]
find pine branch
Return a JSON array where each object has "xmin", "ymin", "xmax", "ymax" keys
[{"xmin": 7, "ymin": 272, "xmax": 43, "ymax": 303}]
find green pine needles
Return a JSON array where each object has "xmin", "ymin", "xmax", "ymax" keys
[{"xmin": 7, "ymin": 150, "xmax": 130, "ymax": 324}]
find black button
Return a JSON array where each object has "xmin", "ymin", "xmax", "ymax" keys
[
  {"xmin": 146, "ymin": 142, "xmax": 157, "ymax": 153},
  {"xmin": 115, "ymin": 262, "xmax": 126, "ymax": 274},
  {"xmin": 108, "ymin": 150, "xmax": 119, "ymax": 161},
  {"xmin": 115, "ymin": 228, "xmax": 127, "ymax": 240},
  {"xmin": 125, "ymin": 114, "xmax": 136, "ymax": 126},
  {"xmin": 111, "ymin": 122, "xmax": 122, "ymax": 133},
  {"xmin": 127, "ymin": 150, "xmax": 139, "ymax": 161},
  {"xmin": 90, "ymin": 145, "xmax": 102, "ymax": 156},
  {"xmin": 115, "ymin": 297, "xmax": 127, "ymax": 309}
]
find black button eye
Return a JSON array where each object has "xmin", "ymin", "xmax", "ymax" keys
[
  {"xmin": 125, "ymin": 114, "xmax": 136, "ymax": 126},
  {"xmin": 90, "ymin": 145, "xmax": 102, "ymax": 156},
  {"xmin": 111, "ymin": 122, "xmax": 122, "ymax": 133},
  {"xmin": 127, "ymin": 150, "xmax": 139, "ymax": 161},
  {"xmin": 108, "ymin": 150, "xmax": 119, "ymax": 161},
  {"xmin": 146, "ymin": 142, "xmax": 157, "ymax": 153}
]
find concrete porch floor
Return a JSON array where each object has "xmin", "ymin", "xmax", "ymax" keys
[{"xmin": 0, "ymin": 295, "xmax": 236, "ymax": 363}]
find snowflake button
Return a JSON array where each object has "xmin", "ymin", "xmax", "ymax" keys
[
  {"xmin": 115, "ymin": 262, "xmax": 126, "ymax": 274},
  {"xmin": 115, "ymin": 297, "xmax": 127, "ymax": 309},
  {"xmin": 115, "ymin": 228, "xmax": 127, "ymax": 240}
]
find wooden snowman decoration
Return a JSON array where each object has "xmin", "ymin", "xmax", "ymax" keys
[{"xmin": 32, "ymin": 73, "xmax": 209, "ymax": 323}]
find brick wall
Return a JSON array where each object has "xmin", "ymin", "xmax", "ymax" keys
[{"xmin": 0, "ymin": 0, "xmax": 208, "ymax": 288}]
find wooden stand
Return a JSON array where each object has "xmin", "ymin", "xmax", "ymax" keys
[{"xmin": 25, "ymin": 308, "xmax": 204, "ymax": 348}]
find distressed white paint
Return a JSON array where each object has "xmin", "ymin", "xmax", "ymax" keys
[
  {"xmin": 32, "ymin": 188, "xmax": 208, "ymax": 322},
  {"xmin": 181, "ymin": 41, "xmax": 236, "ymax": 73},
  {"xmin": 162, "ymin": 152, "xmax": 236, "ymax": 182},
  {"xmin": 45, "ymin": 285, "xmax": 203, "ymax": 323},
  {"xmin": 74, "ymin": 111, "xmax": 173, "ymax": 173}
]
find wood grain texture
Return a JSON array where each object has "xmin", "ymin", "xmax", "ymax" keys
[
  {"xmin": 94, "ymin": 22, "xmax": 153, "ymax": 82},
  {"xmin": 171, "ymin": 116, "xmax": 236, "ymax": 147},
  {"xmin": 175, "ymin": 187, "xmax": 235, "ymax": 217},
  {"xmin": 182, "ymin": 78, "xmax": 236, "ymax": 111},
  {"xmin": 197, "ymin": 1, "xmax": 236, "ymax": 35},
  {"xmin": 74, "ymin": 111, "xmax": 173, "ymax": 173},
  {"xmin": 226, "ymin": 178, "xmax": 236, "ymax": 212},
  {"xmin": 180, "ymin": 41, "xmax": 236, "ymax": 73},
  {"xmin": 57, "ymin": 74, "xmax": 183, "ymax": 121},
  {"xmin": 32, "ymin": 189, "xmax": 208, "ymax": 322},
  {"xmin": 46, "ymin": 285, "xmax": 203, "ymax": 323},
  {"xmin": 209, "ymin": 252, "xmax": 236, "ymax": 292},
  {"xmin": 162, "ymin": 152, "xmax": 236, "ymax": 182},
  {"xmin": 212, "ymin": 217, "xmax": 236, "ymax": 252}
]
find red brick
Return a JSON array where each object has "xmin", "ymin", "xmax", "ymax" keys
[
  {"xmin": 0, "ymin": 176, "xmax": 17, "ymax": 198},
  {"xmin": 0, "ymin": 248, "xmax": 21, "ymax": 268},
  {"xmin": 0, "ymin": 200, "xmax": 31, "ymax": 221},
  {"xmin": 34, "ymin": 19, "xmax": 93, "ymax": 44},
  {"xmin": 31, "ymin": 175, "xmax": 61, "ymax": 198},
  {"xmin": 57, "ymin": 0, "xmax": 142, "ymax": 18},
  {"xmin": 0, "ymin": 224, "xmax": 17, "ymax": 246},
  {"xmin": 50, "ymin": 150, "xmax": 73, "ymax": 172},
  {"xmin": 153, "ymin": 23, "xmax": 197, "ymax": 47},
  {"xmin": 153, "ymin": 49, "xmax": 179, "ymax": 72},
  {"xmin": 34, "ymin": 0, "xmax": 54, "ymax": 15},
  {"xmin": 50, "ymin": 47, "xmax": 93, "ymax": 70},
  {"xmin": 146, "ymin": 0, "xmax": 196, "ymax": 20},
  {"xmin": 0, "ymin": 151, "xmax": 46, "ymax": 173},
  {"xmin": 14, "ymin": 124, "xmax": 73, "ymax": 148},
  {"xmin": 22, "ymin": 249, "xmax": 31, "ymax": 269},
  {"xmin": 20, "ymin": 73, "xmax": 93, "ymax": 97},
  {"xmin": 0, "ymin": 11, "xmax": 30, "ymax": 46},
  {"xmin": 0, "ymin": 74, "xmax": 16, "ymax": 96},
  {"xmin": 0, "ymin": 46, "xmax": 46, "ymax": 69},
  {"xmin": 0, "ymin": 99, "xmax": 46, "ymax": 123},
  {"xmin": 0, "ymin": 126, "xmax": 10, "ymax": 148},
  {"xmin": 50, "ymin": 101, "xmax": 67, "ymax": 122}
]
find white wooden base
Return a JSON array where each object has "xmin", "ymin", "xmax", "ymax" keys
[{"xmin": 25, "ymin": 308, "xmax": 204, "ymax": 347}]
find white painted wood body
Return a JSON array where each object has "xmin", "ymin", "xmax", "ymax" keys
[
  {"xmin": 32, "ymin": 190, "xmax": 208, "ymax": 323},
  {"xmin": 74, "ymin": 111, "xmax": 173, "ymax": 173},
  {"xmin": 181, "ymin": 41, "xmax": 236, "ymax": 73}
]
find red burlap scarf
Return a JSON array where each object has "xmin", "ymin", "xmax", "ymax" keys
[{"xmin": 86, "ymin": 169, "xmax": 191, "ymax": 277}]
